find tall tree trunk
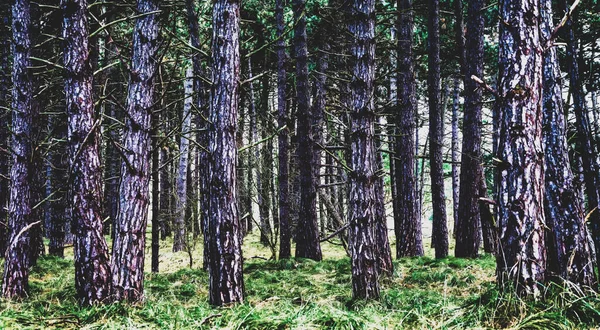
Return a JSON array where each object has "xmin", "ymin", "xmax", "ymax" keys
[
  {"xmin": 151, "ymin": 113, "xmax": 160, "ymax": 273},
  {"xmin": 3, "ymin": 0, "xmax": 35, "ymax": 299},
  {"xmin": 375, "ymin": 124, "xmax": 393, "ymax": 276},
  {"xmin": 455, "ymin": 0, "xmax": 484, "ymax": 258},
  {"xmin": 62, "ymin": 0, "xmax": 112, "ymax": 305},
  {"xmin": 427, "ymin": 0, "xmax": 448, "ymax": 259},
  {"xmin": 542, "ymin": 0, "xmax": 595, "ymax": 285},
  {"xmin": 173, "ymin": 67, "xmax": 193, "ymax": 252},
  {"xmin": 206, "ymin": 0, "xmax": 245, "ymax": 306},
  {"xmin": 395, "ymin": 0, "xmax": 423, "ymax": 258},
  {"xmin": 48, "ymin": 114, "xmax": 68, "ymax": 258},
  {"xmin": 559, "ymin": 0, "xmax": 600, "ymax": 269},
  {"xmin": 248, "ymin": 57, "xmax": 258, "ymax": 235},
  {"xmin": 276, "ymin": 0, "xmax": 291, "ymax": 259},
  {"xmin": 312, "ymin": 32, "xmax": 328, "ymax": 251},
  {"xmin": 159, "ymin": 140, "xmax": 170, "ymax": 239},
  {"xmin": 349, "ymin": 0, "xmax": 379, "ymax": 300},
  {"xmin": 293, "ymin": 0, "xmax": 322, "ymax": 261},
  {"xmin": 450, "ymin": 77, "xmax": 460, "ymax": 239},
  {"xmin": 0, "ymin": 2, "xmax": 11, "ymax": 255},
  {"xmin": 111, "ymin": 0, "xmax": 160, "ymax": 303},
  {"xmin": 259, "ymin": 72, "xmax": 272, "ymax": 246},
  {"xmin": 496, "ymin": 0, "xmax": 546, "ymax": 297}
]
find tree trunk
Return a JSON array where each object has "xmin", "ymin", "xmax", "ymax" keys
[
  {"xmin": 0, "ymin": 2, "xmax": 11, "ymax": 256},
  {"xmin": 111, "ymin": 0, "xmax": 160, "ymax": 303},
  {"xmin": 427, "ymin": 0, "xmax": 448, "ymax": 259},
  {"xmin": 293, "ymin": 0, "xmax": 322, "ymax": 261},
  {"xmin": 349, "ymin": 0, "xmax": 380, "ymax": 300},
  {"xmin": 496, "ymin": 0, "xmax": 546, "ymax": 297},
  {"xmin": 47, "ymin": 114, "xmax": 68, "ymax": 258},
  {"xmin": 259, "ymin": 72, "xmax": 272, "ymax": 246},
  {"xmin": 450, "ymin": 77, "xmax": 460, "ymax": 239},
  {"xmin": 542, "ymin": 0, "xmax": 595, "ymax": 286},
  {"xmin": 559, "ymin": 0, "xmax": 600, "ymax": 270},
  {"xmin": 206, "ymin": 0, "xmax": 245, "ymax": 306},
  {"xmin": 375, "ymin": 124, "xmax": 393, "ymax": 276},
  {"xmin": 395, "ymin": 0, "xmax": 423, "ymax": 258},
  {"xmin": 151, "ymin": 112, "xmax": 160, "ymax": 273},
  {"xmin": 173, "ymin": 67, "xmax": 193, "ymax": 252},
  {"xmin": 276, "ymin": 0, "xmax": 290, "ymax": 260},
  {"xmin": 62, "ymin": 0, "xmax": 112, "ymax": 305},
  {"xmin": 3, "ymin": 0, "xmax": 35, "ymax": 299},
  {"xmin": 455, "ymin": 0, "xmax": 484, "ymax": 258}
]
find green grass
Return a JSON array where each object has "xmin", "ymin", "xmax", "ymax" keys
[{"xmin": 1, "ymin": 235, "xmax": 600, "ymax": 329}]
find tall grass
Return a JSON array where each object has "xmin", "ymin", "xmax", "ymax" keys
[{"xmin": 0, "ymin": 234, "xmax": 599, "ymax": 329}]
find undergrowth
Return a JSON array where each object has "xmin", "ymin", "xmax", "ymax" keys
[{"xmin": 0, "ymin": 235, "xmax": 599, "ymax": 329}]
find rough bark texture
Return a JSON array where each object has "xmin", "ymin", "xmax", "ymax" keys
[
  {"xmin": 3, "ymin": 0, "xmax": 34, "ymax": 299},
  {"xmin": 395, "ymin": 0, "xmax": 423, "ymax": 258},
  {"xmin": 293, "ymin": 0, "xmax": 322, "ymax": 261},
  {"xmin": 173, "ymin": 67, "xmax": 193, "ymax": 252},
  {"xmin": 496, "ymin": 0, "xmax": 546, "ymax": 297},
  {"xmin": 206, "ymin": 0, "xmax": 245, "ymax": 306},
  {"xmin": 62, "ymin": 0, "xmax": 112, "ymax": 305},
  {"xmin": 427, "ymin": 0, "xmax": 448, "ymax": 259},
  {"xmin": 277, "ymin": 0, "xmax": 291, "ymax": 260},
  {"xmin": 559, "ymin": 0, "xmax": 600, "ymax": 270},
  {"xmin": 0, "ymin": 2, "xmax": 11, "ymax": 255},
  {"xmin": 349, "ymin": 0, "xmax": 380, "ymax": 300},
  {"xmin": 541, "ymin": 0, "xmax": 595, "ymax": 286},
  {"xmin": 111, "ymin": 0, "xmax": 159, "ymax": 303},
  {"xmin": 455, "ymin": 0, "xmax": 484, "ymax": 258}
]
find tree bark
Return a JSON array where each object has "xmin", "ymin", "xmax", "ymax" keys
[
  {"xmin": 395, "ymin": 0, "xmax": 423, "ymax": 258},
  {"xmin": 62, "ymin": 0, "xmax": 112, "ymax": 305},
  {"xmin": 559, "ymin": 0, "xmax": 600, "ymax": 270},
  {"xmin": 455, "ymin": 0, "xmax": 485, "ymax": 258},
  {"xmin": 349, "ymin": 0, "xmax": 380, "ymax": 300},
  {"xmin": 173, "ymin": 67, "xmax": 193, "ymax": 252},
  {"xmin": 427, "ymin": 0, "xmax": 448, "ymax": 259},
  {"xmin": 151, "ymin": 110, "xmax": 160, "ymax": 273},
  {"xmin": 0, "ymin": 2, "xmax": 11, "ymax": 256},
  {"xmin": 542, "ymin": 0, "xmax": 595, "ymax": 286},
  {"xmin": 496, "ymin": 0, "xmax": 546, "ymax": 297},
  {"xmin": 450, "ymin": 77, "xmax": 460, "ymax": 239},
  {"xmin": 375, "ymin": 126, "xmax": 393, "ymax": 276},
  {"xmin": 277, "ymin": 0, "xmax": 291, "ymax": 259},
  {"xmin": 293, "ymin": 0, "xmax": 322, "ymax": 261},
  {"xmin": 3, "ymin": 0, "xmax": 35, "ymax": 299},
  {"xmin": 111, "ymin": 0, "xmax": 160, "ymax": 303},
  {"xmin": 206, "ymin": 0, "xmax": 245, "ymax": 306}
]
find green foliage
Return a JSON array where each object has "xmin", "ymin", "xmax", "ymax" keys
[{"xmin": 2, "ymin": 240, "xmax": 600, "ymax": 329}]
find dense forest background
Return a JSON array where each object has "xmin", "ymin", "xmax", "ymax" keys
[{"xmin": 0, "ymin": 0, "xmax": 600, "ymax": 328}]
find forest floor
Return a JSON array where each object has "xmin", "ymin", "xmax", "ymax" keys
[{"xmin": 1, "ymin": 233, "xmax": 600, "ymax": 329}]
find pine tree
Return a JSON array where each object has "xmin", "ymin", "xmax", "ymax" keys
[
  {"xmin": 496, "ymin": 0, "xmax": 546, "ymax": 297},
  {"xmin": 349, "ymin": 0, "xmax": 380, "ymax": 300},
  {"xmin": 206, "ymin": 0, "xmax": 245, "ymax": 306},
  {"xmin": 111, "ymin": 0, "xmax": 160, "ymax": 303}
]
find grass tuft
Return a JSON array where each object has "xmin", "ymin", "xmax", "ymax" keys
[{"xmin": 1, "ymin": 235, "xmax": 600, "ymax": 328}]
